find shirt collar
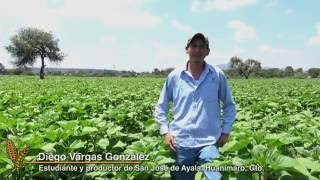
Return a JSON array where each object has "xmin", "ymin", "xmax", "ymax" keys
[{"xmin": 180, "ymin": 61, "xmax": 211, "ymax": 76}]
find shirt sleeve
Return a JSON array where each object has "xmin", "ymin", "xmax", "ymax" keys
[
  {"xmin": 218, "ymin": 71, "xmax": 237, "ymax": 134},
  {"xmin": 154, "ymin": 77, "xmax": 173, "ymax": 135}
]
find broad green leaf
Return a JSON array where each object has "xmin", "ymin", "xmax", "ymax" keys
[
  {"xmin": 279, "ymin": 170, "xmax": 292, "ymax": 179},
  {"xmin": 69, "ymin": 140, "xmax": 86, "ymax": 150},
  {"xmin": 113, "ymin": 141, "xmax": 126, "ymax": 148},
  {"xmin": 221, "ymin": 138, "xmax": 250, "ymax": 153},
  {"xmin": 156, "ymin": 156, "xmax": 175, "ymax": 165},
  {"xmin": 107, "ymin": 126, "xmax": 123, "ymax": 136},
  {"xmin": 81, "ymin": 127, "xmax": 98, "ymax": 135},
  {"xmin": 0, "ymin": 153, "xmax": 14, "ymax": 166},
  {"xmin": 127, "ymin": 133, "xmax": 143, "ymax": 140},
  {"xmin": 296, "ymin": 158, "xmax": 320, "ymax": 172},
  {"xmin": 97, "ymin": 138, "xmax": 109, "ymax": 149},
  {"xmin": 45, "ymin": 130, "xmax": 58, "ymax": 141},
  {"xmin": 57, "ymin": 120, "xmax": 78, "ymax": 129},
  {"xmin": 41, "ymin": 143, "xmax": 56, "ymax": 152},
  {"xmin": 277, "ymin": 156, "xmax": 311, "ymax": 176},
  {"xmin": 195, "ymin": 171, "xmax": 204, "ymax": 180},
  {"xmin": 68, "ymin": 107, "xmax": 77, "ymax": 113}
]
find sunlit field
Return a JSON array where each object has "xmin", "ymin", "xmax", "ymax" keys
[{"xmin": 0, "ymin": 76, "xmax": 319, "ymax": 179}]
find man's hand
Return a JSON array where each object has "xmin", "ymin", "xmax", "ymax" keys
[
  {"xmin": 217, "ymin": 133, "xmax": 229, "ymax": 147},
  {"xmin": 164, "ymin": 133, "xmax": 176, "ymax": 152}
]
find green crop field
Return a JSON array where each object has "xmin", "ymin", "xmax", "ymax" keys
[{"xmin": 0, "ymin": 76, "xmax": 320, "ymax": 179}]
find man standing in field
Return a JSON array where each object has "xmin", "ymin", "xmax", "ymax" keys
[{"xmin": 154, "ymin": 33, "xmax": 236, "ymax": 180}]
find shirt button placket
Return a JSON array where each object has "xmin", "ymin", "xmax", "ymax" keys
[{"xmin": 192, "ymin": 91, "xmax": 198, "ymax": 122}]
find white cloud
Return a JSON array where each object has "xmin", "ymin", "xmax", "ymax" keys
[
  {"xmin": 211, "ymin": 50, "xmax": 229, "ymax": 60},
  {"xmin": 0, "ymin": 0, "xmax": 162, "ymax": 30},
  {"xmin": 0, "ymin": 0, "xmax": 164, "ymax": 71},
  {"xmin": 286, "ymin": 8, "xmax": 293, "ymax": 14},
  {"xmin": 258, "ymin": 44, "xmax": 288, "ymax": 54},
  {"xmin": 191, "ymin": 0, "xmax": 256, "ymax": 12},
  {"xmin": 55, "ymin": 0, "xmax": 162, "ymax": 28},
  {"xmin": 24, "ymin": 41, "xmax": 186, "ymax": 72},
  {"xmin": 228, "ymin": 20, "xmax": 257, "ymax": 42},
  {"xmin": 152, "ymin": 41, "xmax": 186, "ymax": 69},
  {"xmin": 308, "ymin": 23, "xmax": 320, "ymax": 46},
  {"xmin": 191, "ymin": 0, "xmax": 202, "ymax": 12},
  {"xmin": 0, "ymin": 0, "xmax": 63, "ymax": 69},
  {"xmin": 250, "ymin": 48, "xmax": 320, "ymax": 69},
  {"xmin": 276, "ymin": 34, "xmax": 284, "ymax": 39},
  {"xmin": 0, "ymin": 0, "xmax": 60, "ymax": 32},
  {"xmin": 171, "ymin": 20, "xmax": 193, "ymax": 33},
  {"xmin": 45, "ymin": 43, "xmax": 155, "ymax": 72},
  {"xmin": 232, "ymin": 47, "xmax": 245, "ymax": 55},
  {"xmin": 101, "ymin": 36, "xmax": 116, "ymax": 44},
  {"xmin": 266, "ymin": 0, "xmax": 277, "ymax": 7},
  {"xmin": 205, "ymin": 47, "xmax": 230, "ymax": 64}
]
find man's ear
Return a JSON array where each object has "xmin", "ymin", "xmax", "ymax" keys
[{"xmin": 206, "ymin": 48, "xmax": 210, "ymax": 56}]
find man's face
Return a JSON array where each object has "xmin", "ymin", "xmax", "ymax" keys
[{"xmin": 186, "ymin": 39, "xmax": 210, "ymax": 63}]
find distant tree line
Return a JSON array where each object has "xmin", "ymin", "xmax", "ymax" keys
[
  {"xmin": 226, "ymin": 56, "xmax": 319, "ymax": 79},
  {"xmin": 1, "ymin": 60, "xmax": 319, "ymax": 78},
  {"xmin": 151, "ymin": 68, "xmax": 175, "ymax": 77},
  {"xmin": 0, "ymin": 64, "xmax": 175, "ymax": 77}
]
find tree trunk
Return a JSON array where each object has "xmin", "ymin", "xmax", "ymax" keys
[{"xmin": 40, "ymin": 56, "xmax": 45, "ymax": 79}]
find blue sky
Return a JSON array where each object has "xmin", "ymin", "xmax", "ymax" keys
[{"xmin": 0, "ymin": 0, "xmax": 319, "ymax": 72}]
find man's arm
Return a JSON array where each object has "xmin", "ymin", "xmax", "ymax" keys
[
  {"xmin": 154, "ymin": 78, "xmax": 176, "ymax": 151},
  {"xmin": 218, "ymin": 71, "xmax": 237, "ymax": 134},
  {"xmin": 154, "ymin": 78, "xmax": 173, "ymax": 135}
]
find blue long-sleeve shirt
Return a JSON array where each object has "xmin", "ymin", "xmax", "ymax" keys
[{"xmin": 154, "ymin": 63, "xmax": 236, "ymax": 147}]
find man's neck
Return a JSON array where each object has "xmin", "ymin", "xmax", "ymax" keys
[{"xmin": 187, "ymin": 60, "xmax": 205, "ymax": 80}]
